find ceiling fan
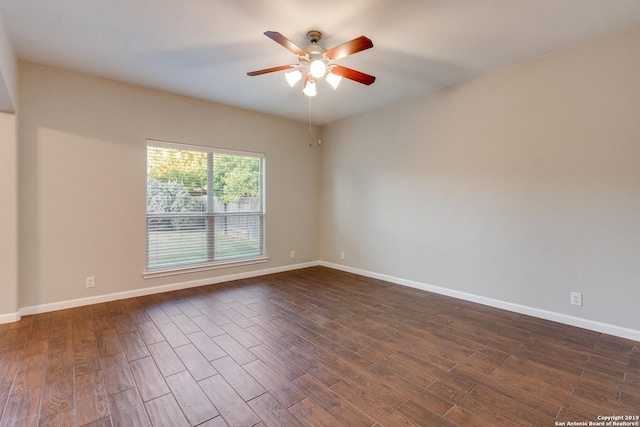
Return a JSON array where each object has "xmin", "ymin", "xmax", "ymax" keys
[{"xmin": 247, "ymin": 31, "xmax": 376, "ymax": 96}]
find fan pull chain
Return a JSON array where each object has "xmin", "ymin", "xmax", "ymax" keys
[{"xmin": 308, "ymin": 95, "xmax": 312, "ymax": 147}]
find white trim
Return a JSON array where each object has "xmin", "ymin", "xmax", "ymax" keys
[
  {"xmin": 19, "ymin": 261, "xmax": 319, "ymax": 317},
  {"xmin": 147, "ymin": 139, "xmax": 265, "ymax": 158},
  {"xmin": 320, "ymin": 261, "xmax": 640, "ymax": 342},
  {"xmin": 0, "ymin": 312, "xmax": 21, "ymax": 324},
  {"xmin": 143, "ymin": 256, "xmax": 269, "ymax": 279}
]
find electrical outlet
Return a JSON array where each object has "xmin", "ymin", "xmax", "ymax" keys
[
  {"xmin": 290, "ymin": 251, "xmax": 296, "ymax": 259},
  {"xmin": 86, "ymin": 276, "xmax": 95, "ymax": 288},
  {"xmin": 570, "ymin": 291, "xmax": 582, "ymax": 306},
  {"xmin": 340, "ymin": 251, "xmax": 345, "ymax": 260}
]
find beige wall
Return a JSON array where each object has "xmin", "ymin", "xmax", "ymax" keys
[
  {"xmin": 0, "ymin": 15, "xmax": 18, "ymax": 320},
  {"xmin": 319, "ymin": 27, "xmax": 640, "ymax": 332},
  {"xmin": 18, "ymin": 62, "xmax": 319, "ymax": 309},
  {"xmin": 0, "ymin": 15, "xmax": 16, "ymax": 111},
  {"xmin": 0, "ymin": 112, "xmax": 18, "ymax": 320}
]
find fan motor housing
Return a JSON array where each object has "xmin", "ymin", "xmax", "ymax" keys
[{"xmin": 304, "ymin": 31, "xmax": 326, "ymax": 61}]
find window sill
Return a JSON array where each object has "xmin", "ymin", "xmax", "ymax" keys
[{"xmin": 143, "ymin": 256, "xmax": 269, "ymax": 279}]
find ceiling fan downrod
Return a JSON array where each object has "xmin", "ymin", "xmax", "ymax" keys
[{"xmin": 306, "ymin": 31, "xmax": 322, "ymax": 44}]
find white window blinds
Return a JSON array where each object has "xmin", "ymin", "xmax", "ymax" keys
[{"xmin": 146, "ymin": 140, "xmax": 265, "ymax": 272}]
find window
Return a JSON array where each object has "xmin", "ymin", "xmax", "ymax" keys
[{"xmin": 146, "ymin": 140, "xmax": 265, "ymax": 273}]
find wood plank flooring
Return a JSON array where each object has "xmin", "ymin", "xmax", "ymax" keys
[{"xmin": 0, "ymin": 266, "xmax": 638, "ymax": 426}]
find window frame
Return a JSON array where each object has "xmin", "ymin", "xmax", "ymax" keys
[{"xmin": 144, "ymin": 139, "xmax": 267, "ymax": 278}]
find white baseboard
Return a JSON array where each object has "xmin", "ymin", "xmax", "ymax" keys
[
  {"xmin": 18, "ymin": 261, "xmax": 320, "ymax": 317},
  {"xmin": 12, "ymin": 259, "xmax": 640, "ymax": 343},
  {"xmin": 0, "ymin": 312, "xmax": 21, "ymax": 324},
  {"xmin": 320, "ymin": 261, "xmax": 640, "ymax": 342}
]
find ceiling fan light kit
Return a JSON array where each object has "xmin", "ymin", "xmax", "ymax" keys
[{"xmin": 247, "ymin": 30, "xmax": 376, "ymax": 97}]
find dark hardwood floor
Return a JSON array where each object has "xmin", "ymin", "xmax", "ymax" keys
[{"xmin": 0, "ymin": 266, "xmax": 638, "ymax": 426}]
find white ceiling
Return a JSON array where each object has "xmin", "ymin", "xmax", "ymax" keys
[{"xmin": 1, "ymin": 0, "xmax": 639, "ymax": 125}]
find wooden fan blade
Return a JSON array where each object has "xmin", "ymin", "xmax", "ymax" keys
[
  {"xmin": 247, "ymin": 64, "xmax": 296, "ymax": 76},
  {"xmin": 264, "ymin": 31, "xmax": 307, "ymax": 56},
  {"xmin": 325, "ymin": 35, "xmax": 373, "ymax": 60},
  {"xmin": 331, "ymin": 65, "xmax": 376, "ymax": 85}
]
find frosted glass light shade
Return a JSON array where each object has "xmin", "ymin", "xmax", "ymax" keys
[
  {"xmin": 303, "ymin": 79, "xmax": 317, "ymax": 96},
  {"xmin": 326, "ymin": 72, "xmax": 342, "ymax": 89},
  {"xmin": 285, "ymin": 70, "xmax": 303, "ymax": 87},
  {"xmin": 309, "ymin": 60, "xmax": 327, "ymax": 78}
]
